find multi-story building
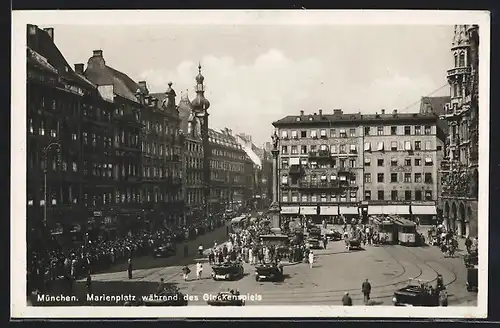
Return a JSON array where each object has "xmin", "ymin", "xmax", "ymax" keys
[
  {"xmin": 83, "ymin": 49, "xmax": 144, "ymax": 233},
  {"xmin": 273, "ymin": 108, "xmax": 445, "ymax": 224},
  {"xmin": 138, "ymin": 82, "xmax": 184, "ymax": 229},
  {"xmin": 208, "ymin": 128, "xmax": 253, "ymax": 213},
  {"xmin": 439, "ymin": 25, "xmax": 479, "ymax": 237},
  {"xmin": 27, "ymin": 25, "xmax": 118, "ymax": 246}
]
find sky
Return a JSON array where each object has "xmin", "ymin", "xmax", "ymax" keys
[{"xmin": 49, "ymin": 24, "xmax": 453, "ymax": 146}]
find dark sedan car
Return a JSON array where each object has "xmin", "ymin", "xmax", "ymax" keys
[
  {"xmin": 212, "ymin": 262, "xmax": 244, "ymax": 281},
  {"xmin": 392, "ymin": 281, "xmax": 447, "ymax": 307}
]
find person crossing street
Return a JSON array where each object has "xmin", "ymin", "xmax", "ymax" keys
[
  {"xmin": 362, "ymin": 278, "xmax": 371, "ymax": 305},
  {"xmin": 196, "ymin": 262, "xmax": 203, "ymax": 280}
]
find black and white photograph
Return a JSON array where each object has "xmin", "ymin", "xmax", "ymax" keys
[{"xmin": 11, "ymin": 10, "xmax": 489, "ymax": 319}]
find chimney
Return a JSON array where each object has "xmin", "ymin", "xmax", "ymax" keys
[
  {"xmin": 318, "ymin": 109, "xmax": 323, "ymax": 116},
  {"xmin": 393, "ymin": 109, "xmax": 398, "ymax": 115},
  {"xmin": 28, "ymin": 24, "xmax": 37, "ymax": 35},
  {"xmin": 381, "ymin": 109, "xmax": 385, "ymax": 115},
  {"xmin": 333, "ymin": 109, "xmax": 343, "ymax": 115},
  {"xmin": 74, "ymin": 63, "xmax": 84, "ymax": 74},
  {"xmin": 300, "ymin": 110, "xmax": 304, "ymax": 116},
  {"xmin": 43, "ymin": 28, "xmax": 54, "ymax": 41},
  {"xmin": 93, "ymin": 50, "xmax": 103, "ymax": 57},
  {"xmin": 314, "ymin": 112, "xmax": 317, "ymax": 116}
]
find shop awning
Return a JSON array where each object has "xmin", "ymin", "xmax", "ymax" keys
[
  {"xmin": 339, "ymin": 206, "xmax": 359, "ymax": 215},
  {"xmin": 368, "ymin": 206, "xmax": 384, "ymax": 215},
  {"xmin": 300, "ymin": 206, "xmax": 317, "ymax": 215},
  {"xmin": 395, "ymin": 206, "xmax": 411, "ymax": 215},
  {"xmin": 320, "ymin": 206, "xmax": 338, "ymax": 215},
  {"xmin": 411, "ymin": 205, "xmax": 437, "ymax": 215},
  {"xmin": 281, "ymin": 206, "xmax": 300, "ymax": 214}
]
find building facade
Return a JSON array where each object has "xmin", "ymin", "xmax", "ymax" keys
[
  {"xmin": 439, "ymin": 25, "xmax": 479, "ymax": 237},
  {"xmin": 273, "ymin": 109, "xmax": 445, "ymax": 224}
]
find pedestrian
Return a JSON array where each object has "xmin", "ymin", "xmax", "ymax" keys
[
  {"xmin": 342, "ymin": 292, "xmax": 352, "ymax": 306},
  {"xmin": 182, "ymin": 265, "xmax": 191, "ymax": 281},
  {"xmin": 85, "ymin": 272, "xmax": 92, "ymax": 295},
  {"xmin": 127, "ymin": 258, "xmax": 132, "ymax": 279},
  {"xmin": 196, "ymin": 262, "xmax": 203, "ymax": 280},
  {"xmin": 183, "ymin": 242, "xmax": 189, "ymax": 258},
  {"xmin": 208, "ymin": 250, "xmax": 214, "ymax": 265},
  {"xmin": 198, "ymin": 244, "xmax": 204, "ymax": 256},
  {"xmin": 157, "ymin": 278, "xmax": 165, "ymax": 294},
  {"xmin": 308, "ymin": 250, "xmax": 314, "ymax": 269},
  {"xmin": 362, "ymin": 278, "xmax": 371, "ymax": 305},
  {"xmin": 465, "ymin": 236, "xmax": 472, "ymax": 254},
  {"xmin": 323, "ymin": 237, "xmax": 328, "ymax": 249}
]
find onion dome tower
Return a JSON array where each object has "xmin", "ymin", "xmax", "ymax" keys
[{"xmin": 191, "ymin": 63, "xmax": 211, "ymax": 220}]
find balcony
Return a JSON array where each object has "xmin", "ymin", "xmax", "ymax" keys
[
  {"xmin": 447, "ymin": 67, "xmax": 471, "ymax": 78},
  {"xmin": 296, "ymin": 181, "xmax": 341, "ymax": 189},
  {"xmin": 308, "ymin": 150, "xmax": 331, "ymax": 159}
]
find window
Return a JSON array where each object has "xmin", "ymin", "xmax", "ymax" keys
[
  {"xmin": 437, "ymin": 145, "xmax": 442, "ymax": 151},
  {"xmin": 364, "ymin": 127, "xmax": 370, "ymax": 136},
  {"xmin": 425, "ymin": 190, "xmax": 433, "ymax": 201},
  {"xmin": 377, "ymin": 142, "xmax": 384, "ymax": 151},
  {"xmin": 320, "ymin": 129, "xmax": 327, "ymax": 137},
  {"xmin": 377, "ymin": 158, "xmax": 384, "ymax": 167},
  {"xmin": 311, "ymin": 130, "xmax": 318, "ymax": 138},
  {"xmin": 282, "ymin": 195, "xmax": 289, "ymax": 202},
  {"xmin": 291, "ymin": 146, "xmax": 298, "ymax": 154},
  {"xmin": 364, "ymin": 158, "xmax": 371, "ymax": 166},
  {"xmin": 459, "ymin": 53, "xmax": 465, "ymax": 67},
  {"xmin": 364, "ymin": 173, "xmax": 371, "ymax": 183},
  {"xmin": 364, "ymin": 142, "xmax": 371, "ymax": 151},
  {"xmin": 311, "ymin": 195, "xmax": 318, "ymax": 202},
  {"xmin": 425, "ymin": 141, "xmax": 432, "ymax": 151},
  {"xmin": 339, "ymin": 159, "xmax": 346, "ymax": 168},
  {"xmin": 403, "ymin": 158, "xmax": 411, "ymax": 166},
  {"xmin": 281, "ymin": 175, "xmax": 288, "ymax": 185},
  {"xmin": 364, "ymin": 190, "xmax": 371, "ymax": 200},
  {"xmin": 405, "ymin": 190, "xmax": 412, "ymax": 200},
  {"xmin": 377, "ymin": 126, "xmax": 383, "ymax": 135},
  {"xmin": 390, "ymin": 158, "xmax": 398, "ymax": 166},
  {"xmin": 391, "ymin": 190, "xmax": 398, "ymax": 200},
  {"xmin": 414, "ymin": 141, "xmax": 421, "ymax": 151},
  {"xmin": 404, "ymin": 126, "xmax": 411, "ymax": 135},
  {"xmin": 301, "ymin": 195, "xmax": 308, "ymax": 202},
  {"xmin": 391, "ymin": 126, "xmax": 397, "ymax": 135},
  {"xmin": 330, "ymin": 145, "xmax": 336, "ymax": 153},
  {"xmin": 415, "ymin": 158, "xmax": 421, "ymax": 166},
  {"xmin": 377, "ymin": 173, "xmax": 384, "ymax": 183},
  {"xmin": 39, "ymin": 121, "xmax": 45, "ymax": 135},
  {"xmin": 425, "ymin": 157, "xmax": 433, "ymax": 166},
  {"xmin": 321, "ymin": 194, "xmax": 327, "ymax": 202},
  {"xmin": 404, "ymin": 173, "xmax": 411, "ymax": 182},
  {"xmin": 349, "ymin": 144, "xmax": 357, "ymax": 153},
  {"xmin": 404, "ymin": 141, "xmax": 412, "ymax": 151},
  {"xmin": 414, "ymin": 126, "xmax": 422, "ymax": 135},
  {"xmin": 350, "ymin": 191, "xmax": 357, "ymax": 202},
  {"xmin": 391, "ymin": 141, "xmax": 398, "ymax": 151},
  {"xmin": 391, "ymin": 173, "xmax": 398, "ymax": 183},
  {"xmin": 339, "ymin": 144, "xmax": 346, "ymax": 153},
  {"xmin": 378, "ymin": 190, "xmax": 384, "ymax": 200},
  {"xmin": 349, "ymin": 128, "xmax": 356, "ymax": 137},
  {"xmin": 320, "ymin": 144, "xmax": 328, "ymax": 151},
  {"xmin": 301, "ymin": 145, "xmax": 307, "ymax": 154},
  {"xmin": 349, "ymin": 159, "xmax": 356, "ymax": 168},
  {"xmin": 83, "ymin": 132, "xmax": 88, "ymax": 145},
  {"xmin": 291, "ymin": 130, "xmax": 298, "ymax": 139},
  {"xmin": 281, "ymin": 130, "xmax": 288, "ymax": 139},
  {"xmin": 330, "ymin": 129, "xmax": 336, "ymax": 137},
  {"xmin": 425, "ymin": 173, "xmax": 433, "ymax": 183},
  {"xmin": 291, "ymin": 194, "xmax": 298, "ymax": 202},
  {"xmin": 414, "ymin": 173, "xmax": 422, "ymax": 183},
  {"xmin": 424, "ymin": 125, "xmax": 431, "ymax": 135},
  {"xmin": 300, "ymin": 130, "xmax": 307, "ymax": 138},
  {"xmin": 281, "ymin": 159, "xmax": 289, "ymax": 169},
  {"xmin": 339, "ymin": 129, "xmax": 346, "ymax": 138},
  {"xmin": 281, "ymin": 146, "xmax": 288, "ymax": 154}
]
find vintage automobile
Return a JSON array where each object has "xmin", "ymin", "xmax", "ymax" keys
[
  {"xmin": 308, "ymin": 226, "xmax": 322, "ymax": 237},
  {"xmin": 325, "ymin": 229, "xmax": 342, "ymax": 241},
  {"xmin": 255, "ymin": 263, "xmax": 284, "ymax": 282},
  {"xmin": 466, "ymin": 266, "xmax": 478, "ymax": 292},
  {"xmin": 306, "ymin": 237, "xmax": 323, "ymax": 249},
  {"xmin": 348, "ymin": 237, "xmax": 362, "ymax": 250},
  {"xmin": 392, "ymin": 280, "xmax": 448, "ymax": 307},
  {"xmin": 211, "ymin": 262, "xmax": 244, "ymax": 281},
  {"xmin": 152, "ymin": 242, "xmax": 176, "ymax": 258},
  {"xmin": 138, "ymin": 288, "xmax": 188, "ymax": 307},
  {"xmin": 206, "ymin": 292, "xmax": 245, "ymax": 306}
]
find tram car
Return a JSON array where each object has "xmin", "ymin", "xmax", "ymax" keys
[
  {"xmin": 393, "ymin": 218, "xmax": 421, "ymax": 246},
  {"xmin": 372, "ymin": 217, "xmax": 396, "ymax": 244}
]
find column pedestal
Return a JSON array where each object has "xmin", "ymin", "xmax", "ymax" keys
[{"xmin": 268, "ymin": 201, "xmax": 281, "ymax": 231}]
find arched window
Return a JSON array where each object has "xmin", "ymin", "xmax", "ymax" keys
[
  {"xmin": 454, "ymin": 54, "xmax": 459, "ymax": 67},
  {"xmin": 459, "ymin": 52, "xmax": 465, "ymax": 67}
]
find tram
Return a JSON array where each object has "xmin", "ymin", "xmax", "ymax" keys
[
  {"xmin": 393, "ymin": 218, "xmax": 420, "ymax": 246},
  {"xmin": 372, "ymin": 217, "xmax": 396, "ymax": 244}
]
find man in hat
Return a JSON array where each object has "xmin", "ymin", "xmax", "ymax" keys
[{"xmin": 342, "ymin": 292, "xmax": 352, "ymax": 306}]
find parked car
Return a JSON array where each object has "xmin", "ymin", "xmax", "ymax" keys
[{"xmin": 392, "ymin": 280, "xmax": 448, "ymax": 307}]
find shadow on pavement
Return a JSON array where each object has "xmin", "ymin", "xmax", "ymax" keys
[{"xmin": 29, "ymin": 280, "xmax": 178, "ymax": 306}]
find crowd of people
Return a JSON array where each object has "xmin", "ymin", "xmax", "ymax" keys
[{"xmin": 27, "ymin": 217, "xmax": 225, "ymax": 295}]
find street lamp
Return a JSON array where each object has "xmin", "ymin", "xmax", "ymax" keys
[{"xmin": 43, "ymin": 142, "xmax": 60, "ymax": 228}]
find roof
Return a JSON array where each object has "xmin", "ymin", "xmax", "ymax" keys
[
  {"xmin": 27, "ymin": 47, "xmax": 58, "ymax": 74},
  {"xmin": 273, "ymin": 111, "xmax": 439, "ymax": 126},
  {"xmin": 236, "ymin": 134, "xmax": 262, "ymax": 167},
  {"xmin": 420, "ymin": 96, "xmax": 450, "ymax": 116},
  {"xmin": 27, "ymin": 25, "xmax": 95, "ymax": 90},
  {"xmin": 151, "ymin": 91, "xmax": 191, "ymax": 134}
]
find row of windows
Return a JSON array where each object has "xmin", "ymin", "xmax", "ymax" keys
[
  {"xmin": 363, "ymin": 172, "xmax": 433, "ymax": 184},
  {"xmin": 280, "ymin": 156, "xmax": 434, "ymax": 170},
  {"xmin": 282, "ymin": 193, "xmax": 358, "ymax": 203},
  {"xmin": 141, "ymin": 142, "xmax": 179, "ymax": 157},
  {"xmin": 279, "ymin": 125, "xmax": 433, "ymax": 140},
  {"xmin": 187, "ymin": 158, "xmax": 203, "ymax": 169},
  {"xmin": 363, "ymin": 157, "xmax": 434, "ymax": 167},
  {"xmin": 210, "ymin": 159, "xmax": 245, "ymax": 173},
  {"xmin": 364, "ymin": 190, "xmax": 433, "ymax": 201},
  {"xmin": 142, "ymin": 120, "xmax": 179, "ymax": 137},
  {"xmin": 210, "ymin": 171, "xmax": 245, "ymax": 184},
  {"xmin": 209, "ymin": 137, "xmax": 242, "ymax": 150},
  {"xmin": 114, "ymin": 130, "xmax": 140, "ymax": 148},
  {"xmin": 187, "ymin": 190, "xmax": 203, "ymax": 205},
  {"xmin": 187, "ymin": 142, "xmax": 203, "ymax": 153},
  {"xmin": 211, "ymin": 148, "xmax": 246, "ymax": 161},
  {"xmin": 281, "ymin": 174, "xmax": 356, "ymax": 185},
  {"xmin": 186, "ymin": 171, "xmax": 203, "ymax": 185}
]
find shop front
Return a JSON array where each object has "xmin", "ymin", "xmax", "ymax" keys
[
  {"xmin": 320, "ymin": 205, "xmax": 339, "ymax": 224},
  {"xmin": 300, "ymin": 205, "xmax": 319, "ymax": 223},
  {"xmin": 410, "ymin": 202, "xmax": 437, "ymax": 225},
  {"xmin": 367, "ymin": 204, "xmax": 411, "ymax": 217}
]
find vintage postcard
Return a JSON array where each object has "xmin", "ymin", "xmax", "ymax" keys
[{"xmin": 11, "ymin": 10, "xmax": 489, "ymax": 319}]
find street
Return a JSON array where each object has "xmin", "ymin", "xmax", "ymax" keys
[{"xmin": 32, "ymin": 225, "xmax": 476, "ymax": 307}]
